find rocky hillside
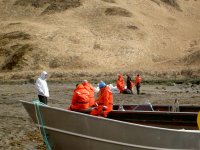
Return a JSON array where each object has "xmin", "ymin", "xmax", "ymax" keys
[{"xmin": 0, "ymin": 0, "xmax": 200, "ymax": 81}]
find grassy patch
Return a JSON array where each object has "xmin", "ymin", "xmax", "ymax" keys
[{"xmin": 161, "ymin": 0, "xmax": 181, "ymax": 11}]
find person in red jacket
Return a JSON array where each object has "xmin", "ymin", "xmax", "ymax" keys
[
  {"xmin": 116, "ymin": 74, "xmax": 125, "ymax": 93},
  {"xmin": 67, "ymin": 84, "xmax": 90, "ymax": 111},
  {"xmin": 82, "ymin": 80, "xmax": 95, "ymax": 107},
  {"xmin": 135, "ymin": 74, "xmax": 142, "ymax": 95},
  {"xmin": 90, "ymin": 81, "xmax": 113, "ymax": 117}
]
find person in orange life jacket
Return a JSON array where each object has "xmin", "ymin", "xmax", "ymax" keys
[
  {"xmin": 116, "ymin": 74, "xmax": 125, "ymax": 93},
  {"xmin": 67, "ymin": 84, "xmax": 90, "ymax": 111},
  {"xmin": 35, "ymin": 71, "xmax": 49, "ymax": 104},
  {"xmin": 135, "ymin": 74, "xmax": 142, "ymax": 95},
  {"xmin": 126, "ymin": 74, "xmax": 134, "ymax": 93},
  {"xmin": 90, "ymin": 81, "xmax": 113, "ymax": 117},
  {"xmin": 82, "ymin": 80, "xmax": 95, "ymax": 107}
]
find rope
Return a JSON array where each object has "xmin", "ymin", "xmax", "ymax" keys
[{"xmin": 33, "ymin": 100, "xmax": 52, "ymax": 150}]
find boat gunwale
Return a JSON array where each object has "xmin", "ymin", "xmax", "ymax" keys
[{"xmin": 20, "ymin": 100, "xmax": 200, "ymax": 133}]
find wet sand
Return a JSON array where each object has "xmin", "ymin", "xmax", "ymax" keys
[{"xmin": 0, "ymin": 83, "xmax": 200, "ymax": 149}]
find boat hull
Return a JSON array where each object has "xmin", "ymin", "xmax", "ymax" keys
[
  {"xmin": 21, "ymin": 101, "xmax": 200, "ymax": 150},
  {"xmin": 108, "ymin": 110, "xmax": 198, "ymax": 130},
  {"xmin": 79, "ymin": 104, "xmax": 199, "ymax": 130}
]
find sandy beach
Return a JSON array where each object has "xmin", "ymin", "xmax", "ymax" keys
[{"xmin": 0, "ymin": 82, "xmax": 200, "ymax": 149}]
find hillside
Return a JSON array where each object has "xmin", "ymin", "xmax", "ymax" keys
[{"xmin": 0, "ymin": 0, "xmax": 200, "ymax": 81}]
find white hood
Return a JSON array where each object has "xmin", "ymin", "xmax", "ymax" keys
[
  {"xmin": 35, "ymin": 71, "xmax": 49, "ymax": 97},
  {"xmin": 40, "ymin": 71, "xmax": 48, "ymax": 80}
]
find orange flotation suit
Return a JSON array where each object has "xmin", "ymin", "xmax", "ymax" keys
[
  {"xmin": 90, "ymin": 86, "xmax": 113, "ymax": 117},
  {"xmin": 135, "ymin": 75, "xmax": 142, "ymax": 85},
  {"xmin": 116, "ymin": 74, "xmax": 125, "ymax": 93},
  {"xmin": 83, "ymin": 81, "xmax": 95, "ymax": 107},
  {"xmin": 68, "ymin": 84, "xmax": 90, "ymax": 111}
]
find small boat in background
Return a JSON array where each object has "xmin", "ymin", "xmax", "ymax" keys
[{"xmin": 21, "ymin": 100, "xmax": 200, "ymax": 150}]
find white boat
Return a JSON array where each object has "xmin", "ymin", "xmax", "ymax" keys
[{"xmin": 21, "ymin": 100, "xmax": 200, "ymax": 150}]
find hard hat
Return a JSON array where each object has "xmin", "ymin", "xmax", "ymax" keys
[{"xmin": 99, "ymin": 81, "xmax": 106, "ymax": 89}]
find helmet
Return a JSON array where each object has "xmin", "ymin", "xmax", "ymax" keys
[
  {"xmin": 98, "ymin": 81, "xmax": 106, "ymax": 89},
  {"xmin": 40, "ymin": 71, "xmax": 48, "ymax": 80}
]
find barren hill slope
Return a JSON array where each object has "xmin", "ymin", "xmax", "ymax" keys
[{"xmin": 0, "ymin": 0, "xmax": 200, "ymax": 81}]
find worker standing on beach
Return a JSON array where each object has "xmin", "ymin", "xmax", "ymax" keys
[
  {"xmin": 90, "ymin": 81, "xmax": 113, "ymax": 117},
  {"xmin": 116, "ymin": 74, "xmax": 125, "ymax": 93},
  {"xmin": 35, "ymin": 71, "xmax": 49, "ymax": 104},
  {"xmin": 135, "ymin": 74, "xmax": 142, "ymax": 95}
]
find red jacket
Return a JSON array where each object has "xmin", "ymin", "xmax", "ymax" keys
[
  {"xmin": 116, "ymin": 74, "xmax": 125, "ymax": 93},
  {"xmin": 68, "ymin": 84, "xmax": 90, "ymax": 111},
  {"xmin": 91, "ymin": 86, "xmax": 113, "ymax": 117},
  {"xmin": 135, "ymin": 75, "xmax": 142, "ymax": 85}
]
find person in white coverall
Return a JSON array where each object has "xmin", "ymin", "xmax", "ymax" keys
[{"xmin": 35, "ymin": 71, "xmax": 49, "ymax": 104}]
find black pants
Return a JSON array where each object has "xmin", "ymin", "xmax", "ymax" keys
[
  {"xmin": 38, "ymin": 95, "xmax": 48, "ymax": 104},
  {"xmin": 136, "ymin": 84, "xmax": 141, "ymax": 95}
]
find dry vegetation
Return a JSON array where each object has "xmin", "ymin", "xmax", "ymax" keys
[
  {"xmin": 14, "ymin": 0, "xmax": 82, "ymax": 15},
  {"xmin": 0, "ymin": 1, "xmax": 200, "ymax": 149},
  {"xmin": 0, "ymin": 0, "xmax": 200, "ymax": 82}
]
